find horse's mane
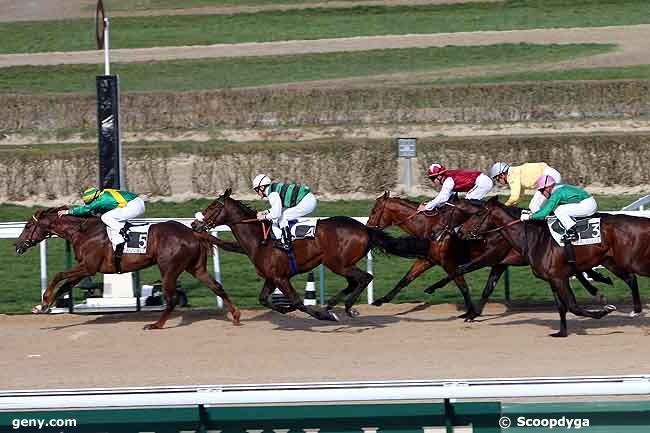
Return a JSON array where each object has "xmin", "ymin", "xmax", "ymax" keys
[
  {"xmin": 390, "ymin": 196, "xmax": 420, "ymax": 207},
  {"xmin": 221, "ymin": 194, "xmax": 256, "ymax": 217},
  {"xmin": 490, "ymin": 198, "xmax": 524, "ymax": 219}
]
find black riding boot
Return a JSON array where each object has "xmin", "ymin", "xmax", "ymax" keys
[
  {"xmin": 114, "ymin": 242, "xmax": 125, "ymax": 274},
  {"xmin": 280, "ymin": 227, "xmax": 293, "ymax": 251},
  {"xmin": 563, "ymin": 232, "xmax": 578, "ymax": 275},
  {"xmin": 119, "ymin": 222, "xmax": 132, "ymax": 243}
]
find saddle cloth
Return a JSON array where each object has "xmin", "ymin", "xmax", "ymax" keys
[
  {"xmin": 106, "ymin": 223, "xmax": 150, "ymax": 254},
  {"xmin": 270, "ymin": 219, "xmax": 317, "ymax": 241},
  {"xmin": 546, "ymin": 216, "xmax": 601, "ymax": 246}
]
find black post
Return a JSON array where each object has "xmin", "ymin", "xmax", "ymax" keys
[
  {"xmin": 96, "ymin": 75, "xmax": 122, "ymax": 189},
  {"xmin": 65, "ymin": 241, "xmax": 74, "ymax": 313}
]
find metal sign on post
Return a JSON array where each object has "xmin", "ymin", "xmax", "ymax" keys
[{"xmin": 397, "ymin": 138, "xmax": 417, "ymax": 192}]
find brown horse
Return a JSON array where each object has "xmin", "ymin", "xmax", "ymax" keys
[
  {"xmin": 14, "ymin": 207, "xmax": 243, "ymax": 329},
  {"xmin": 367, "ymin": 192, "xmax": 611, "ymax": 319},
  {"xmin": 458, "ymin": 197, "xmax": 638, "ymax": 337},
  {"xmin": 366, "ymin": 191, "xmax": 479, "ymax": 317},
  {"xmin": 191, "ymin": 189, "xmax": 430, "ymax": 320}
]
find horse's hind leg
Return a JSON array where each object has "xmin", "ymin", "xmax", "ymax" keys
[
  {"xmin": 190, "ymin": 267, "xmax": 241, "ymax": 325},
  {"xmin": 145, "ymin": 269, "xmax": 182, "ymax": 330},
  {"xmin": 275, "ymin": 278, "xmax": 338, "ymax": 322},
  {"xmin": 575, "ymin": 272, "xmax": 607, "ymax": 305},
  {"xmin": 601, "ymin": 259, "xmax": 641, "ymax": 316},
  {"xmin": 374, "ymin": 258, "xmax": 433, "ymax": 307},
  {"xmin": 450, "ymin": 274, "xmax": 477, "ymax": 319},
  {"xmin": 342, "ymin": 267, "xmax": 374, "ymax": 317}
]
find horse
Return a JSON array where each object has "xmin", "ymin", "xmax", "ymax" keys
[
  {"xmin": 367, "ymin": 191, "xmax": 610, "ymax": 320},
  {"xmin": 420, "ymin": 198, "xmax": 614, "ymax": 319},
  {"xmin": 191, "ymin": 189, "xmax": 430, "ymax": 320},
  {"xmin": 457, "ymin": 197, "xmax": 649, "ymax": 336},
  {"xmin": 366, "ymin": 191, "xmax": 480, "ymax": 317},
  {"xmin": 14, "ymin": 207, "xmax": 244, "ymax": 329}
]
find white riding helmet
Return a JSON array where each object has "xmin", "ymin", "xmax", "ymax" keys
[
  {"xmin": 489, "ymin": 162, "xmax": 510, "ymax": 179},
  {"xmin": 252, "ymin": 174, "xmax": 272, "ymax": 191}
]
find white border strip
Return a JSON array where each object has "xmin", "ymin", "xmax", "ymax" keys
[{"xmin": 1, "ymin": 376, "xmax": 649, "ymax": 410}]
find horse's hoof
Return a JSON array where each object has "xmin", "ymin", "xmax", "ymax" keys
[
  {"xmin": 328, "ymin": 311, "xmax": 340, "ymax": 322},
  {"xmin": 629, "ymin": 311, "xmax": 642, "ymax": 318},
  {"xmin": 604, "ymin": 304, "xmax": 617, "ymax": 313},
  {"xmin": 143, "ymin": 323, "xmax": 162, "ymax": 330},
  {"xmin": 464, "ymin": 316, "xmax": 478, "ymax": 323},
  {"xmin": 32, "ymin": 304, "xmax": 48, "ymax": 314},
  {"xmin": 371, "ymin": 299, "xmax": 384, "ymax": 307},
  {"xmin": 458, "ymin": 311, "xmax": 473, "ymax": 319},
  {"xmin": 550, "ymin": 331, "xmax": 568, "ymax": 338},
  {"xmin": 346, "ymin": 308, "xmax": 360, "ymax": 318}
]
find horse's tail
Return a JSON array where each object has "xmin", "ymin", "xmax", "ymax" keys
[
  {"xmin": 366, "ymin": 227, "xmax": 430, "ymax": 259},
  {"xmin": 193, "ymin": 232, "xmax": 246, "ymax": 255}
]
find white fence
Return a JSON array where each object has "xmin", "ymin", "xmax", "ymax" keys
[
  {"xmin": 0, "ymin": 375, "xmax": 649, "ymax": 410},
  {"xmin": 0, "ymin": 217, "xmax": 375, "ymax": 305}
]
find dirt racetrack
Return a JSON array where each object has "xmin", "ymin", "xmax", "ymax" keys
[{"xmin": 1, "ymin": 303, "xmax": 649, "ymax": 390}]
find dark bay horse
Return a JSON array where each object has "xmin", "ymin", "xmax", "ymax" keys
[
  {"xmin": 457, "ymin": 197, "xmax": 648, "ymax": 336},
  {"xmin": 191, "ymin": 189, "xmax": 429, "ymax": 320},
  {"xmin": 15, "ymin": 207, "xmax": 243, "ymax": 329},
  {"xmin": 367, "ymin": 192, "xmax": 609, "ymax": 320}
]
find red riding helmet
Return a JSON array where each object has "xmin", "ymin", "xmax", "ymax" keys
[{"xmin": 427, "ymin": 163, "xmax": 447, "ymax": 179}]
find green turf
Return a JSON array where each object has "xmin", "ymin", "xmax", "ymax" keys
[
  {"xmin": 102, "ymin": 0, "xmax": 363, "ymax": 10},
  {"xmin": 1, "ymin": 1, "xmax": 649, "ymax": 54},
  {"xmin": 431, "ymin": 64, "xmax": 650, "ymax": 85},
  {"xmin": 0, "ymin": 43, "xmax": 614, "ymax": 94},
  {"xmin": 1, "ymin": 194, "xmax": 646, "ymax": 315}
]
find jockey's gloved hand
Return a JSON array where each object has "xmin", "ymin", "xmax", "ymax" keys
[
  {"xmin": 57, "ymin": 210, "xmax": 69, "ymax": 217},
  {"xmin": 520, "ymin": 212, "xmax": 531, "ymax": 222}
]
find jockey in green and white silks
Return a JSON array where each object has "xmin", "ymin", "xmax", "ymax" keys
[
  {"xmin": 58, "ymin": 187, "xmax": 146, "ymax": 273},
  {"xmin": 519, "ymin": 176, "xmax": 597, "ymax": 242},
  {"xmin": 252, "ymin": 174, "xmax": 317, "ymax": 250}
]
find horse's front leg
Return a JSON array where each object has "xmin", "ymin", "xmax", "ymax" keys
[
  {"xmin": 34, "ymin": 265, "xmax": 90, "ymax": 313},
  {"xmin": 374, "ymin": 258, "xmax": 434, "ymax": 306}
]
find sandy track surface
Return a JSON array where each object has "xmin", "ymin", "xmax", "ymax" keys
[
  {"xmin": 1, "ymin": 24, "xmax": 649, "ymax": 72},
  {"xmin": 1, "ymin": 303, "xmax": 648, "ymax": 390},
  {"xmin": 0, "ymin": 0, "xmax": 502, "ymax": 23}
]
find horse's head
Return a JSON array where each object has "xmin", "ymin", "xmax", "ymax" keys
[
  {"xmin": 15, "ymin": 207, "xmax": 65, "ymax": 255},
  {"xmin": 367, "ymin": 190, "xmax": 392, "ymax": 228},
  {"xmin": 192, "ymin": 189, "xmax": 236, "ymax": 232},
  {"xmin": 457, "ymin": 197, "xmax": 505, "ymax": 240}
]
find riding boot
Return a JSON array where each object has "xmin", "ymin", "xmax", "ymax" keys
[
  {"xmin": 562, "ymin": 236, "xmax": 578, "ymax": 275},
  {"xmin": 119, "ymin": 222, "xmax": 132, "ymax": 243},
  {"xmin": 276, "ymin": 227, "xmax": 293, "ymax": 252},
  {"xmin": 114, "ymin": 242, "xmax": 125, "ymax": 274}
]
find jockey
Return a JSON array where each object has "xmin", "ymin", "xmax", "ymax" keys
[
  {"xmin": 57, "ymin": 187, "xmax": 146, "ymax": 273},
  {"xmin": 489, "ymin": 161, "xmax": 561, "ymax": 212},
  {"xmin": 417, "ymin": 164, "xmax": 493, "ymax": 212},
  {"xmin": 252, "ymin": 174, "xmax": 317, "ymax": 251}
]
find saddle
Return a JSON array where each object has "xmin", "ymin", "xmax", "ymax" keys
[
  {"xmin": 269, "ymin": 220, "xmax": 317, "ymax": 241},
  {"xmin": 547, "ymin": 215, "xmax": 601, "ymax": 246}
]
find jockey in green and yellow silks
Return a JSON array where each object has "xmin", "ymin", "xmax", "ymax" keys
[{"xmin": 58, "ymin": 187, "xmax": 146, "ymax": 273}]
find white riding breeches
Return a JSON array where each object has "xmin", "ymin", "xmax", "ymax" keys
[
  {"xmin": 277, "ymin": 192, "xmax": 317, "ymax": 228},
  {"xmin": 529, "ymin": 167, "xmax": 562, "ymax": 212},
  {"xmin": 554, "ymin": 197, "xmax": 597, "ymax": 230},
  {"xmin": 101, "ymin": 197, "xmax": 146, "ymax": 244},
  {"xmin": 465, "ymin": 174, "xmax": 494, "ymax": 200}
]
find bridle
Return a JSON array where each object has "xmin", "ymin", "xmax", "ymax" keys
[
  {"xmin": 463, "ymin": 206, "xmax": 521, "ymax": 240},
  {"xmin": 367, "ymin": 198, "xmax": 438, "ymax": 230},
  {"xmin": 198, "ymin": 200, "xmax": 272, "ymax": 242}
]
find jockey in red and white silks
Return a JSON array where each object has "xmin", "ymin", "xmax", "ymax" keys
[{"xmin": 417, "ymin": 164, "xmax": 493, "ymax": 212}]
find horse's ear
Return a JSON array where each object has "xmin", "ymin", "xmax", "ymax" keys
[
  {"xmin": 224, "ymin": 188, "xmax": 232, "ymax": 199},
  {"xmin": 384, "ymin": 190, "xmax": 390, "ymax": 198}
]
